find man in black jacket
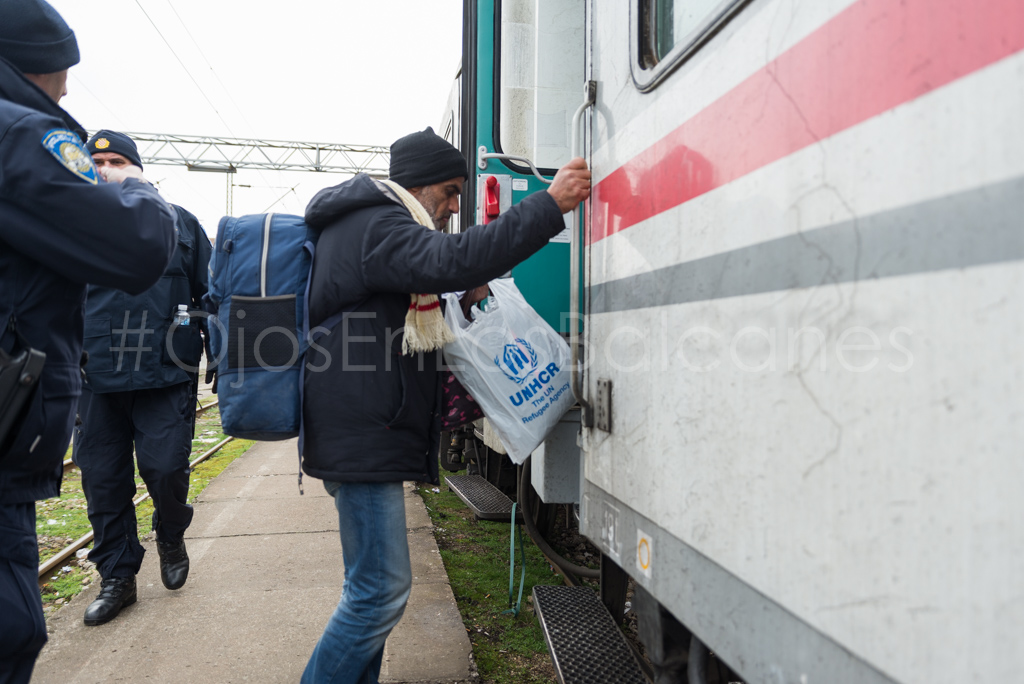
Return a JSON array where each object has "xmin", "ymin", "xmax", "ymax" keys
[
  {"xmin": 0, "ymin": 2, "xmax": 177, "ymax": 681},
  {"xmin": 73, "ymin": 130, "xmax": 212, "ymax": 627},
  {"xmin": 300, "ymin": 127, "xmax": 590, "ymax": 683}
]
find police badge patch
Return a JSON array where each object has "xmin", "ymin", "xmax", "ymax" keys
[{"xmin": 42, "ymin": 129, "xmax": 99, "ymax": 184}]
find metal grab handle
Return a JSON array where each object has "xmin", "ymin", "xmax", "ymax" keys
[
  {"xmin": 476, "ymin": 82, "xmax": 597, "ymax": 422},
  {"xmin": 477, "ymin": 148, "xmax": 553, "ymax": 185},
  {"xmin": 569, "ymin": 81, "xmax": 597, "ymax": 424}
]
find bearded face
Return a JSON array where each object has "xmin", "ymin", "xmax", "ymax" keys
[{"xmin": 410, "ymin": 177, "xmax": 464, "ymax": 230}]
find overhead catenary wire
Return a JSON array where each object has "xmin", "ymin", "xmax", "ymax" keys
[
  {"xmin": 89, "ymin": 3, "xmax": 384, "ymax": 219},
  {"xmin": 161, "ymin": 0, "xmax": 282, "ymax": 206},
  {"xmin": 133, "ymin": 0, "xmax": 235, "ymax": 137},
  {"xmin": 163, "ymin": 0, "xmax": 252, "ymax": 131},
  {"xmin": 260, "ymin": 184, "xmax": 300, "ymax": 213},
  {"xmin": 68, "ymin": 73, "xmax": 130, "ymax": 130}
]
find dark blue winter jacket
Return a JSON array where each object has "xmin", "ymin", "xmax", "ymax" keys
[
  {"xmin": 82, "ymin": 205, "xmax": 211, "ymax": 393},
  {"xmin": 302, "ymin": 173, "xmax": 565, "ymax": 485},
  {"xmin": 0, "ymin": 57, "xmax": 176, "ymax": 503}
]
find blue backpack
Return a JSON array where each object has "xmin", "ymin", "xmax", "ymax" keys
[{"xmin": 206, "ymin": 213, "xmax": 317, "ymax": 440}]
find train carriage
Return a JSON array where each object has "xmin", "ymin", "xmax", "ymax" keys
[{"xmin": 444, "ymin": 0, "xmax": 1024, "ymax": 681}]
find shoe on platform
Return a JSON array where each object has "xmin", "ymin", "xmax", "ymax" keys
[
  {"xmin": 83, "ymin": 576, "xmax": 137, "ymax": 626},
  {"xmin": 157, "ymin": 539, "xmax": 189, "ymax": 590}
]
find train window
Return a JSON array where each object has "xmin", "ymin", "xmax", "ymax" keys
[
  {"xmin": 634, "ymin": 0, "xmax": 747, "ymax": 90},
  {"xmin": 496, "ymin": 0, "xmax": 585, "ymax": 172},
  {"xmin": 650, "ymin": 0, "xmax": 724, "ymax": 63}
]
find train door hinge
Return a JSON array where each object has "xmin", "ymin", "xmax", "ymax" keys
[{"xmin": 595, "ymin": 378, "xmax": 612, "ymax": 433}]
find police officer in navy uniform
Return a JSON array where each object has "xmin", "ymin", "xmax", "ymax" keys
[
  {"xmin": 73, "ymin": 130, "xmax": 212, "ymax": 626},
  {"xmin": 0, "ymin": 2, "xmax": 177, "ymax": 680}
]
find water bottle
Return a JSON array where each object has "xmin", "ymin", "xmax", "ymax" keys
[
  {"xmin": 471, "ymin": 297, "xmax": 493, "ymax": 321},
  {"xmin": 174, "ymin": 304, "xmax": 190, "ymax": 327}
]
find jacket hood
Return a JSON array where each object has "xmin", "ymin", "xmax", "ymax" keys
[
  {"xmin": 0, "ymin": 55, "xmax": 86, "ymax": 140},
  {"xmin": 304, "ymin": 173, "xmax": 405, "ymax": 232}
]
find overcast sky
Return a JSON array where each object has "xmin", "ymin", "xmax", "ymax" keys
[{"xmin": 48, "ymin": 0, "xmax": 463, "ymax": 234}]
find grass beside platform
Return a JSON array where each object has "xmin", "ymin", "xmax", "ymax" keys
[
  {"xmin": 417, "ymin": 477, "xmax": 561, "ymax": 684},
  {"xmin": 35, "ymin": 406, "xmax": 254, "ymax": 613}
]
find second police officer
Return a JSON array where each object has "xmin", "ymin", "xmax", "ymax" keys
[{"xmin": 73, "ymin": 130, "xmax": 212, "ymax": 626}]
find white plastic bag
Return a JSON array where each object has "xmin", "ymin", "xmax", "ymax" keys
[{"xmin": 443, "ymin": 278, "xmax": 573, "ymax": 463}]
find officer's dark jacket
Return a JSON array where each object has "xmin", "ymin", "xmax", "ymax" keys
[
  {"xmin": 0, "ymin": 57, "xmax": 176, "ymax": 504},
  {"xmin": 302, "ymin": 173, "xmax": 564, "ymax": 485},
  {"xmin": 83, "ymin": 205, "xmax": 211, "ymax": 393}
]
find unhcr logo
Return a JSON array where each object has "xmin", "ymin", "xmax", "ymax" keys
[
  {"xmin": 495, "ymin": 338, "xmax": 539, "ymax": 385},
  {"xmin": 508, "ymin": 361, "xmax": 562, "ymax": 408}
]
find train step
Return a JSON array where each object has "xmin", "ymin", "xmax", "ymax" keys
[
  {"xmin": 445, "ymin": 474, "xmax": 523, "ymax": 522},
  {"xmin": 533, "ymin": 585, "xmax": 647, "ymax": 684}
]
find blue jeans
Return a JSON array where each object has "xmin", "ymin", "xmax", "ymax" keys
[{"xmin": 302, "ymin": 481, "xmax": 412, "ymax": 684}]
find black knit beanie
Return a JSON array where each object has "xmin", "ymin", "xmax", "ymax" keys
[
  {"xmin": 389, "ymin": 127, "xmax": 469, "ymax": 189},
  {"xmin": 87, "ymin": 130, "xmax": 144, "ymax": 170},
  {"xmin": 0, "ymin": 0, "xmax": 79, "ymax": 74}
]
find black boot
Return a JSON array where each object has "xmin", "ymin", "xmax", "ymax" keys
[
  {"xmin": 157, "ymin": 539, "xmax": 189, "ymax": 590},
  {"xmin": 83, "ymin": 576, "xmax": 137, "ymax": 626}
]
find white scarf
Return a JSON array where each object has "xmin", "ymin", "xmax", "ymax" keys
[{"xmin": 379, "ymin": 179, "xmax": 457, "ymax": 355}]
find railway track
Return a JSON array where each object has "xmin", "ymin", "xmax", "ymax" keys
[{"xmin": 42, "ymin": 398, "xmax": 230, "ymax": 579}]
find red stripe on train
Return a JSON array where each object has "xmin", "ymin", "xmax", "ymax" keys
[{"xmin": 590, "ymin": 0, "xmax": 1024, "ymax": 244}]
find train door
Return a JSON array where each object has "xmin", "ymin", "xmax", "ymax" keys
[
  {"xmin": 466, "ymin": 0, "xmax": 585, "ymax": 327},
  {"xmin": 441, "ymin": 0, "xmax": 587, "ymax": 494}
]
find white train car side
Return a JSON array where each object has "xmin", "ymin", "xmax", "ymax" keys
[
  {"xmin": 451, "ymin": 0, "xmax": 1024, "ymax": 681},
  {"xmin": 581, "ymin": 0, "xmax": 1024, "ymax": 681}
]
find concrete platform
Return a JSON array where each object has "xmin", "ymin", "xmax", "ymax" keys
[{"xmin": 31, "ymin": 439, "xmax": 473, "ymax": 684}]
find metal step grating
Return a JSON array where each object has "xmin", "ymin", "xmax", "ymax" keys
[
  {"xmin": 445, "ymin": 474, "xmax": 522, "ymax": 522},
  {"xmin": 533, "ymin": 585, "xmax": 647, "ymax": 684}
]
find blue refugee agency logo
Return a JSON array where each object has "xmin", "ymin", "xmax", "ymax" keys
[
  {"xmin": 495, "ymin": 338, "xmax": 539, "ymax": 385},
  {"xmin": 41, "ymin": 129, "xmax": 98, "ymax": 185}
]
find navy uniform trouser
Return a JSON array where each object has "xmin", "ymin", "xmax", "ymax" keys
[
  {"xmin": 0, "ymin": 502, "xmax": 47, "ymax": 684},
  {"xmin": 73, "ymin": 382, "xmax": 195, "ymax": 580}
]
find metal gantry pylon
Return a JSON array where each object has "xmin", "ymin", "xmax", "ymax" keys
[
  {"xmin": 123, "ymin": 132, "xmax": 390, "ymax": 214},
  {"xmin": 126, "ymin": 132, "xmax": 390, "ymax": 175}
]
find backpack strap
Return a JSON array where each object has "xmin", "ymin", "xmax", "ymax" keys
[{"xmin": 298, "ymin": 239, "xmax": 316, "ymax": 494}]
